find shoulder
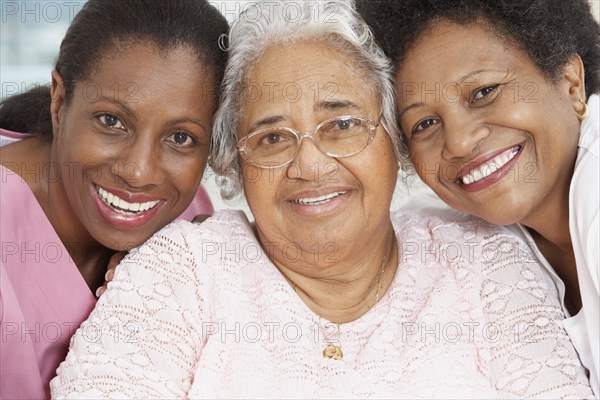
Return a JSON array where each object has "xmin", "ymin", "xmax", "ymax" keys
[
  {"xmin": 391, "ymin": 208, "xmax": 525, "ymax": 247},
  {"xmin": 0, "ymin": 128, "xmax": 34, "ymax": 147},
  {"xmin": 0, "ymin": 164, "xmax": 41, "ymax": 227},
  {"xmin": 391, "ymin": 208, "xmax": 550, "ymax": 294},
  {"xmin": 571, "ymin": 95, "xmax": 599, "ymax": 280},
  {"xmin": 0, "ymin": 163, "xmax": 27, "ymax": 197},
  {"xmin": 123, "ymin": 209, "xmax": 255, "ymax": 279},
  {"xmin": 572, "ymin": 93, "xmax": 599, "ymax": 202},
  {"xmin": 130, "ymin": 209, "xmax": 253, "ymax": 258},
  {"xmin": 110, "ymin": 210, "xmax": 256, "ymax": 308}
]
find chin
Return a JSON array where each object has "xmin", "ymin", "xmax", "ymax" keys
[
  {"xmin": 474, "ymin": 210, "xmax": 522, "ymax": 226},
  {"xmin": 98, "ymin": 232, "xmax": 146, "ymax": 251}
]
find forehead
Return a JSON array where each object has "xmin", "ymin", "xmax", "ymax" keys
[
  {"xmin": 241, "ymin": 41, "xmax": 378, "ymax": 112},
  {"xmin": 69, "ymin": 42, "xmax": 216, "ymax": 116},
  {"xmin": 397, "ymin": 20, "xmax": 529, "ymax": 84},
  {"xmin": 84, "ymin": 42, "xmax": 212, "ymax": 97}
]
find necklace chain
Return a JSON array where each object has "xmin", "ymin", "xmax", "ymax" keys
[
  {"xmin": 291, "ymin": 254, "xmax": 388, "ymax": 361},
  {"xmin": 373, "ymin": 254, "xmax": 387, "ymax": 304}
]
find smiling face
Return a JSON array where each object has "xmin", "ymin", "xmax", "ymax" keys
[
  {"xmin": 239, "ymin": 41, "xmax": 398, "ymax": 255},
  {"xmin": 51, "ymin": 42, "xmax": 215, "ymax": 250},
  {"xmin": 396, "ymin": 20, "xmax": 584, "ymax": 226}
]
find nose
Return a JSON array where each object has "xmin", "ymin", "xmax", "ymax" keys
[
  {"xmin": 285, "ymin": 135, "xmax": 336, "ymax": 182},
  {"xmin": 112, "ymin": 134, "xmax": 164, "ymax": 188},
  {"xmin": 441, "ymin": 112, "xmax": 491, "ymax": 160}
]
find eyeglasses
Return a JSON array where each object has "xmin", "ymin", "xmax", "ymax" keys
[{"xmin": 237, "ymin": 115, "xmax": 380, "ymax": 168}]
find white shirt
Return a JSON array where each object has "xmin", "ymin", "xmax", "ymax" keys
[
  {"xmin": 518, "ymin": 94, "xmax": 599, "ymax": 396},
  {"xmin": 568, "ymin": 94, "xmax": 599, "ymax": 395}
]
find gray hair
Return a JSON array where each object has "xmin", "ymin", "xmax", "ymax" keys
[{"xmin": 210, "ymin": 0, "xmax": 407, "ymax": 200}]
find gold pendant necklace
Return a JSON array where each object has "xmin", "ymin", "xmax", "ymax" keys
[
  {"xmin": 286, "ymin": 247, "xmax": 390, "ymax": 361},
  {"xmin": 320, "ymin": 255, "xmax": 387, "ymax": 360},
  {"xmin": 321, "ymin": 320, "xmax": 343, "ymax": 360},
  {"xmin": 322, "ymin": 343, "xmax": 344, "ymax": 360}
]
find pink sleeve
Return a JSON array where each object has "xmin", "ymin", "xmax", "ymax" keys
[
  {"xmin": 0, "ymin": 128, "xmax": 35, "ymax": 139},
  {"xmin": 176, "ymin": 185, "xmax": 214, "ymax": 222}
]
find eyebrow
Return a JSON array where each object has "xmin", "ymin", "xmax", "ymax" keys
[
  {"xmin": 398, "ymin": 102, "xmax": 425, "ymax": 119},
  {"xmin": 167, "ymin": 118, "xmax": 209, "ymax": 135},
  {"xmin": 95, "ymin": 96, "xmax": 134, "ymax": 117},
  {"xmin": 247, "ymin": 100, "xmax": 361, "ymax": 133},
  {"xmin": 95, "ymin": 97, "xmax": 208, "ymax": 134},
  {"xmin": 314, "ymin": 100, "xmax": 360, "ymax": 112},
  {"xmin": 248, "ymin": 116, "xmax": 286, "ymax": 132},
  {"xmin": 457, "ymin": 69, "xmax": 490, "ymax": 84},
  {"xmin": 398, "ymin": 69, "xmax": 507, "ymax": 118}
]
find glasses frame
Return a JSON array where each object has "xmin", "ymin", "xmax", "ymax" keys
[{"xmin": 237, "ymin": 115, "xmax": 380, "ymax": 169}]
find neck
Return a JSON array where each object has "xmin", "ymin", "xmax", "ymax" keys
[
  {"xmin": 527, "ymin": 228, "xmax": 581, "ymax": 313},
  {"xmin": 272, "ymin": 223, "xmax": 398, "ymax": 324},
  {"xmin": 525, "ymin": 212, "xmax": 572, "ymax": 251},
  {"xmin": 522, "ymin": 170, "xmax": 573, "ymax": 249},
  {"xmin": 521, "ymin": 176, "xmax": 581, "ymax": 313}
]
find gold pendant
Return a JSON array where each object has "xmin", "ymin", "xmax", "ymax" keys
[{"xmin": 323, "ymin": 343, "xmax": 343, "ymax": 360}]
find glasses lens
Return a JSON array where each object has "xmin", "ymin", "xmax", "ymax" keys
[
  {"xmin": 316, "ymin": 117, "xmax": 372, "ymax": 156},
  {"xmin": 244, "ymin": 129, "xmax": 298, "ymax": 166}
]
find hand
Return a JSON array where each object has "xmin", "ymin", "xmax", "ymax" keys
[
  {"xmin": 192, "ymin": 214, "xmax": 210, "ymax": 224},
  {"xmin": 95, "ymin": 251, "xmax": 127, "ymax": 298}
]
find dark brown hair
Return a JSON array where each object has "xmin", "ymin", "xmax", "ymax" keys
[
  {"xmin": 357, "ymin": 0, "xmax": 600, "ymax": 98},
  {"xmin": 0, "ymin": 0, "xmax": 229, "ymax": 135}
]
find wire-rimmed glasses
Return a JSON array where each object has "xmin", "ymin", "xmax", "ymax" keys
[{"xmin": 237, "ymin": 115, "xmax": 380, "ymax": 168}]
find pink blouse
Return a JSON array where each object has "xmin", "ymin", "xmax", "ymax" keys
[
  {"xmin": 1, "ymin": 163, "xmax": 96, "ymax": 399},
  {"xmin": 51, "ymin": 210, "xmax": 594, "ymax": 398},
  {"xmin": 0, "ymin": 129, "xmax": 213, "ymax": 399}
]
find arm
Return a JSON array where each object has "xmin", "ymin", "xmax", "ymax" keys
[
  {"xmin": 479, "ymin": 229, "xmax": 594, "ymax": 398},
  {"xmin": 51, "ymin": 221, "xmax": 206, "ymax": 399}
]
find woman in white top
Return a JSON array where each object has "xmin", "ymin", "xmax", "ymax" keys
[
  {"xmin": 359, "ymin": 0, "xmax": 599, "ymax": 394},
  {"xmin": 51, "ymin": 1, "xmax": 594, "ymax": 398}
]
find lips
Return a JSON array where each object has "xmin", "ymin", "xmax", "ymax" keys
[
  {"xmin": 285, "ymin": 188, "xmax": 352, "ymax": 217},
  {"xmin": 290, "ymin": 191, "xmax": 347, "ymax": 206},
  {"xmin": 93, "ymin": 184, "xmax": 163, "ymax": 229},
  {"xmin": 96, "ymin": 186, "xmax": 160, "ymax": 214},
  {"xmin": 455, "ymin": 145, "xmax": 523, "ymax": 190}
]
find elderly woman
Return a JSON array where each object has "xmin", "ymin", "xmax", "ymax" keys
[
  {"xmin": 358, "ymin": 0, "xmax": 599, "ymax": 394},
  {"xmin": 51, "ymin": 1, "xmax": 593, "ymax": 398}
]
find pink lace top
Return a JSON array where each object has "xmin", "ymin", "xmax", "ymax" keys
[{"xmin": 51, "ymin": 210, "xmax": 593, "ymax": 398}]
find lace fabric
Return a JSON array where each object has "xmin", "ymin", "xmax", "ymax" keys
[{"xmin": 51, "ymin": 210, "xmax": 594, "ymax": 398}]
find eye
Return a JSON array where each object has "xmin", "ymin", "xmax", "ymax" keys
[
  {"xmin": 167, "ymin": 131, "xmax": 196, "ymax": 147},
  {"xmin": 332, "ymin": 117, "xmax": 356, "ymax": 131},
  {"xmin": 472, "ymin": 84, "xmax": 499, "ymax": 102},
  {"xmin": 412, "ymin": 118, "xmax": 440, "ymax": 134},
  {"xmin": 98, "ymin": 114, "xmax": 125, "ymax": 130},
  {"xmin": 259, "ymin": 132, "xmax": 289, "ymax": 146}
]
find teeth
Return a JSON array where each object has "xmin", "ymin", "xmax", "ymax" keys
[
  {"xmin": 96, "ymin": 186, "xmax": 159, "ymax": 214},
  {"xmin": 461, "ymin": 147, "xmax": 520, "ymax": 185},
  {"xmin": 292, "ymin": 191, "xmax": 346, "ymax": 205}
]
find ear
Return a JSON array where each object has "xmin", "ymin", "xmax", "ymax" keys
[
  {"xmin": 50, "ymin": 70, "xmax": 66, "ymax": 137},
  {"xmin": 562, "ymin": 54, "xmax": 586, "ymax": 112}
]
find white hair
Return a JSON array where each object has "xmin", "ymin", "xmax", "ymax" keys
[{"xmin": 210, "ymin": 0, "xmax": 407, "ymax": 200}]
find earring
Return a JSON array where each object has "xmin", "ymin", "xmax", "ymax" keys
[{"xmin": 577, "ymin": 98, "xmax": 589, "ymax": 121}]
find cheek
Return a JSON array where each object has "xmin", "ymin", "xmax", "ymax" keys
[
  {"xmin": 409, "ymin": 135, "xmax": 438, "ymax": 160},
  {"xmin": 56, "ymin": 121, "xmax": 107, "ymax": 167},
  {"xmin": 167, "ymin": 155, "xmax": 207, "ymax": 193},
  {"xmin": 242, "ymin": 164, "xmax": 280, "ymax": 207},
  {"xmin": 56, "ymin": 139, "xmax": 97, "ymax": 186},
  {"xmin": 357, "ymin": 140, "xmax": 398, "ymax": 196},
  {"xmin": 409, "ymin": 145, "xmax": 433, "ymax": 180}
]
